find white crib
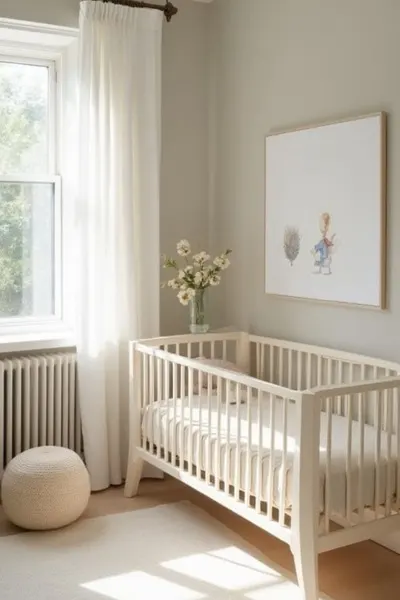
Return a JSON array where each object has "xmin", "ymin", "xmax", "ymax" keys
[{"xmin": 124, "ymin": 331, "xmax": 400, "ymax": 600}]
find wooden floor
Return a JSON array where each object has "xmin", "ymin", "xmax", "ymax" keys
[{"xmin": 2, "ymin": 476, "xmax": 400, "ymax": 599}]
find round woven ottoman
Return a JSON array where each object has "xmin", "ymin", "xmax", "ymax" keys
[{"xmin": 1, "ymin": 446, "xmax": 91, "ymax": 531}]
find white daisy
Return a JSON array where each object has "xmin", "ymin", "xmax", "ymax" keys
[
  {"xmin": 178, "ymin": 288, "xmax": 196, "ymax": 306},
  {"xmin": 209, "ymin": 274, "xmax": 221, "ymax": 287},
  {"xmin": 177, "ymin": 239, "xmax": 191, "ymax": 257},
  {"xmin": 214, "ymin": 255, "xmax": 231, "ymax": 270},
  {"xmin": 168, "ymin": 278, "xmax": 181, "ymax": 290},
  {"xmin": 193, "ymin": 251, "xmax": 211, "ymax": 266}
]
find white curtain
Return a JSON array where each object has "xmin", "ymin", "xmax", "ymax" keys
[{"xmin": 77, "ymin": 1, "xmax": 162, "ymax": 491}]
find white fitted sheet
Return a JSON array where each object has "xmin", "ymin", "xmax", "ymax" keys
[{"xmin": 142, "ymin": 394, "xmax": 398, "ymax": 515}]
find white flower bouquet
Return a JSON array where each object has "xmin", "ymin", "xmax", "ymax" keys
[{"xmin": 161, "ymin": 239, "xmax": 232, "ymax": 333}]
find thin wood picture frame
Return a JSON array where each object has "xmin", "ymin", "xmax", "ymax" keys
[{"xmin": 265, "ymin": 112, "xmax": 387, "ymax": 309}]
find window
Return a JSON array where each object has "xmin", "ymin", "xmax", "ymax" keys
[
  {"xmin": 0, "ymin": 56, "xmax": 60, "ymax": 322},
  {"xmin": 0, "ymin": 20, "xmax": 78, "ymax": 349}
]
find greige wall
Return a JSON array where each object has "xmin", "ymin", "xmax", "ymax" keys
[
  {"xmin": 209, "ymin": 0, "xmax": 400, "ymax": 361},
  {"xmin": 0, "ymin": 0, "xmax": 210, "ymax": 335},
  {"xmin": 0, "ymin": 0, "xmax": 81, "ymax": 27}
]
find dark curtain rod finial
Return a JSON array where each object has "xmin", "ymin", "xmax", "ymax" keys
[
  {"xmin": 164, "ymin": 1, "xmax": 178, "ymax": 22},
  {"xmin": 94, "ymin": 0, "xmax": 178, "ymax": 21}
]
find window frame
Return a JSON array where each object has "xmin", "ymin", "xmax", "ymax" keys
[{"xmin": 0, "ymin": 20, "xmax": 78, "ymax": 350}]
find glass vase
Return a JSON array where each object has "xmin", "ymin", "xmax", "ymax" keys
[{"xmin": 189, "ymin": 288, "xmax": 209, "ymax": 334}]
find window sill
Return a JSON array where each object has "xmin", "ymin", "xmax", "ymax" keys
[{"xmin": 0, "ymin": 331, "xmax": 75, "ymax": 354}]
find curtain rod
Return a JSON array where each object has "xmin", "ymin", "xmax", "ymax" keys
[{"xmin": 94, "ymin": 1, "xmax": 178, "ymax": 22}]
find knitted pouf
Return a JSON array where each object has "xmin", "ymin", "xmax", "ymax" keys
[{"xmin": 1, "ymin": 446, "xmax": 91, "ymax": 531}]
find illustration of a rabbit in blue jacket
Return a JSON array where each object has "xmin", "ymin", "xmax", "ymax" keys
[{"xmin": 312, "ymin": 213, "xmax": 336, "ymax": 274}]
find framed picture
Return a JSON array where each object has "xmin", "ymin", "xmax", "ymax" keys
[{"xmin": 265, "ymin": 112, "xmax": 387, "ymax": 308}]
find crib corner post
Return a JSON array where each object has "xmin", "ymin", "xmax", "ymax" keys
[
  {"xmin": 237, "ymin": 332, "xmax": 250, "ymax": 373},
  {"xmin": 291, "ymin": 392, "xmax": 321, "ymax": 600},
  {"xmin": 124, "ymin": 341, "xmax": 144, "ymax": 498}
]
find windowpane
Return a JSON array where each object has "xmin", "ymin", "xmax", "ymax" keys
[
  {"xmin": 0, "ymin": 182, "xmax": 55, "ymax": 319},
  {"xmin": 0, "ymin": 61, "xmax": 49, "ymax": 175}
]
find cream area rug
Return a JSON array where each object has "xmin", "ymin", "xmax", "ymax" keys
[{"xmin": 0, "ymin": 501, "xmax": 330, "ymax": 599}]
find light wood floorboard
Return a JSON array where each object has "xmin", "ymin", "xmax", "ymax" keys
[{"xmin": 1, "ymin": 476, "xmax": 400, "ymax": 599}]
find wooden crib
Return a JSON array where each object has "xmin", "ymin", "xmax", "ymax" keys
[{"xmin": 124, "ymin": 331, "xmax": 400, "ymax": 600}]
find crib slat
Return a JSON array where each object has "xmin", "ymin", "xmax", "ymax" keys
[
  {"xmin": 279, "ymin": 397, "xmax": 288, "ymax": 526},
  {"xmin": 288, "ymin": 350, "xmax": 293, "ymax": 389},
  {"xmin": 188, "ymin": 367, "xmax": 194, "ymax": 474},
  {"xmin": 216, "ymin": 376, "xmax": 222, "ymax": 489},
  {"xmin": 164, "ymin": 360, "xmax": 170, "ymax": 461},
  {"xmin": 172, "ymin": 362, "xmax": 178, "ymax": 463},
  {"xmin": 325, "ymin": 396, "xmax": 333, "ymax": 533},
  {"xmin": 207, "ymin": 373, "xmax": 212, "ymax": 484},
  {"xmin": 256, "ymin": 343, "xmax": 261, "ymax": 379},
  {"xmin": 257, "ymin": 389, "xmax": 264, "ymax": 514},
  {"xmin": 222, "ymin": 340, "xmax": 227, "ymax": 361},
  {"xmin": 317, "ymin": 355, "xmax": 322, "ymax": 387},
  {"xmin": 338, "ymin": 361, "xmax": 344, "ymax": 414},
  {"xmin": 245, "ymin": 386, "xmax": 252, "ymax": 507},
  {"xmin": 279, "ymin": 347, "xmax": 284, "ymax": 386},
  {"xmin": 267, "ymin": 393, "xmax": 275, "ymax": 519},
  {"xmin": 384, "ymin": 369, "xmax": 390, "ymax": 431},
  {"xmin": 142, "ymin": 355, "xmax": 148, "ymax": 449},
  {"xmin": 270, "ymin": 345, "xmax": 275, "ymax": 385},
  {"xmin": 260, "ymin": 345, "xmax": 265, "ymax": 380},
  {"xmin": 224, "ymin": 380, "xmax": 231, "ymax": 496},
  {"xmin": 149, "ymin": 355, "xmax": 155, "ymax": 455},
  {"xmin": 297, "ymin": 351, "xmax": 302, "ymax": 390},
  {"xmin": 346, "ymin": 393, "xmax": 353, "ymax": 522},
  {"xmin": 235, "ymin": 383, "xmax": 241, "ymax": 501},
  {"xmin": 375, "ymin": 390, "xmax": 382, "ymax": 517},
  {"xmin": 306, "ymin": 353, "xmax": 312, "ymax": 389},
  {"xmin": 199, "ymin": 341, "xmax": 204, "ymax": 357},
  {"xmin": 157, "ymin": 358, "xmax": 162, "ymax": 459},
  {"xmin": 386, "ymin": 388, "xmax": 393, "ymax": 516},
  {"xmin": 197, "ymin": 369, "xmax": 203, "ymax": 479},
  {"xmin": 211, "ymin": 341, "xmax": 215, "ymax": 359},
  {"xmin": 180, "ymin": 365, "xmax": 185, "ymax": 470},
  {"xmin": 358, "ymin": 392, "xmax": 365, "ymax": 522},
  {"xmin": 327, "ymin": 358, "xmax": 333, "ymax": 386}
]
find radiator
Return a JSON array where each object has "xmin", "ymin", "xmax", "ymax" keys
[{"xmin": 0, "ymin": 352, "xmax": 82, "ymax": 477}]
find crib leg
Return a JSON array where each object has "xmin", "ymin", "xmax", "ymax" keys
[
  {"xmin": 292, "ymin": 535, "xmax": 319, "ymax": 600},
  {"xmin": 124, "ymin": 456, "xmax": 144, "ymax": 498}
]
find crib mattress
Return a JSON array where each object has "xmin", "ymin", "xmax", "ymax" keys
[{"xmin": 142, "ymin": 394, "xmax": 397, "ymax": 516}]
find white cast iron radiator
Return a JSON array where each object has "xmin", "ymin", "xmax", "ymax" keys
[{"xmin": 0, "ymin": 352, "xmax": 82, "ymax": 477}]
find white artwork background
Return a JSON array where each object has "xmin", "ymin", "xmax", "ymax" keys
[{"xmin": 265, "ymin": 115, "xmax": 383, "ymax": 306}]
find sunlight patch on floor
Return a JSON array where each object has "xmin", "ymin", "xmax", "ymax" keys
[
  {"xmin": 81, "ymin": 571, "xmax": 206, "ymax": 600},
  {"xmin": 161, "ymin": 545, "xmax": 283, "ymax": 591}
]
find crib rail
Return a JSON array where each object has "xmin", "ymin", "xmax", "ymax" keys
[{"xmin": 250, "ymin": 335, "xmax": 399, "ymax": 392}]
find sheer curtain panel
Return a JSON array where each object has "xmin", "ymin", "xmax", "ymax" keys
[{"xmin": 77, "ymin": 1, "xmax": 162, "ymax": 491}]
